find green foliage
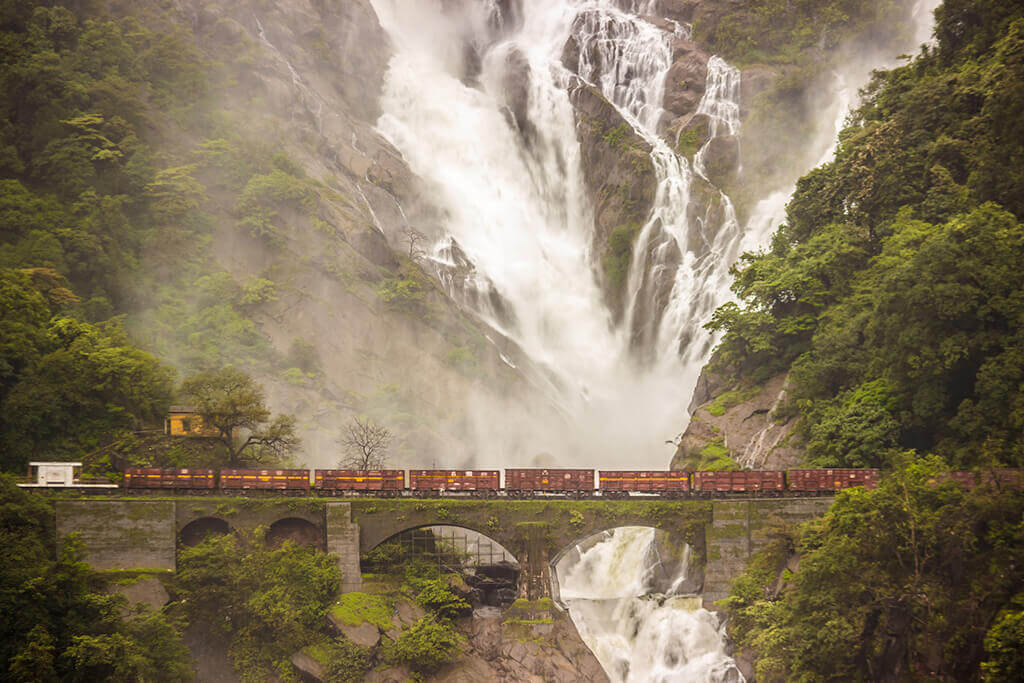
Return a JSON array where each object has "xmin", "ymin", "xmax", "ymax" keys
[
  {"xmin": 0, "ymin": 475, "xmax": 192, "ymax": 681},
  {"xmin": 181, "ymin": 367, "xmax": 300, "ymax": 466},
  {"xmin": 172, "ymin": 532, "xmax": 341, "ymax": 681},
  {"xmin": 414, "ymin": 578, "xmax": 471, "ymax": 621},
  {"xmin": 382, "ymin": 616, "xmax": 463, "ymax": 675},
  {"xmin": 726, "ymin": 457, "xmax": 1024, "ymax": 680},
  {"xmin": 319, "ymin": 638, "xmax": 371, "ymax": 683},
  {"xmin": 982, "ymin": 597, "xmax": 1024, "ymax": 682},
  {"xmin": 602, "ymin": 222, "xmax": 642, "ymax": 292},
  {"xmin": 329, "ymin": 592, "xmax": 393, "ymax": 631},
  {"xmin": 0, "ymin": 269, "xmax": 174, "ymax": 471},
  {"xmin": 708, "ymin": 2, "xmax": 1024, "ymax": 468},
  {"xmin": 694, "ymin": 0, "xmax": 913, "ymax": 66},
  {"xmin": 235, "ymin": 169, "xmax": 317, "ymax": 245},
  {"xmin": 377, "ymin": 277, "xmax": 424, "ymax": 313}
]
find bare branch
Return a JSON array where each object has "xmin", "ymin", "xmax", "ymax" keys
[
  {"xmin": 401, "ymin": 225, "xmax": 428, "ymax": 263},
  {"xmin": 338, "ymin": 417, "xmax": 392, "ymax": 469}
]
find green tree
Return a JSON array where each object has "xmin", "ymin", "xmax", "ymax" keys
[
  {"xmin": 172, "ymin": 531, "xmax": 341, "ymax": 680},
  {"xmin": 180, "ymin": 367, "xmax": 300, "ymax": 466},
  {"xmin": 0, "ymin": 475, "xmax": 192, "ymax": 681},
  {"xmin": 726, "ymin": 457, "xmax": 1024, "ymax": 680}
]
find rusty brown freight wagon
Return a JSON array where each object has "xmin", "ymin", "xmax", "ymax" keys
[
  {"xmin": 787, "ymin": 469, "xmax": 879, "ymax": 493},
  {"xmin": 505, "ymin": 468, "xmax": 594, "ymax": 495},
  {"xmin": 314, "ymin": 469, "xmax": 404, "ymax": 494},
  {"xmin": 220, "ymin": 469, "xmax": 311, "ymax": 490},
  {"xmin": 979, "ymin": 468, "xmax": 1024, "ymax": 490},
  {"xmin": 408, "ymin": 470, "xmax": 500, "ymax": 495},
  {"xmin": 123, "ymin": 467, "xmax": 216, "ymax": 489},
  {"xmin": 599, "ymin": 471, "xmax": 690, "ymax": 497},
  {"xmin": 692, "ymin": 470, "xmax": 784, "ymax": 496}
]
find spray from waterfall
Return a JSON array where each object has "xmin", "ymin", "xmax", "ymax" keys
[{"xmin": 556, "ymin": 528, "xmax": 743, "ymax": 682}]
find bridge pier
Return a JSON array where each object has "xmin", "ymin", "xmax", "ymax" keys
[
  {"xmin": 325, "ymin": 502, "xmax": 362, "ymax": 593},
  {"xmin": 516, "ymin": 522, "xmax": 553, "ymax": 600}
]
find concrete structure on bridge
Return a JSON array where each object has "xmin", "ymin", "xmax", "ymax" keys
[{"xmin": 55, "ymin": 496, "xmax": 833, "ymax": 607}]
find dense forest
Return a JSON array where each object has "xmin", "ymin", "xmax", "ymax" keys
[
  {"xmin": 2, "ymin": 0, "xmax": 1024, "ymax": 680},
  {"xmin": 714, "ymin": 0, "xmax": 1024, "ymax": 679}
]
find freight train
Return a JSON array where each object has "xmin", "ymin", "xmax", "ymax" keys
[{"xmin": 115, "ymin": 466, "xmax": 1024, "ymax": 498}]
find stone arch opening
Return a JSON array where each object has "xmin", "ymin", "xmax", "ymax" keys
[
  {"xmin": 180, "ymin": 516, "xmax": 231, "ymax": 547},
  {"xmin": 550, "ymin": 526, "xmax": 700, "ymax": 607},
  {"xmin": 365, "ymin": 525, "xmax": 520, "ymax": 608},
  {"xmin": 266, "ymin": 517, "xmax": 324, "ymax": 551}
]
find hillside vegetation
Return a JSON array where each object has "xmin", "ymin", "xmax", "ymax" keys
[
  {"xmin": 708, "ymin": 0, "xmax": 1024, "ymax": 469},
  {"xmin": 714, "ymin": 1, "xmax": 1024, "ymax": 678}
]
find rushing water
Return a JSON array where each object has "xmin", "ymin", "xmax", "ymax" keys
[
  {"xmin": 371, "ymin": 0, "xmax": 755, "ymax": 463},
  {"xmin": 557, "ymin": 527, "xmax": 742, "ymax": 682},
  {"xmin": 365, "ymin": 1, "xmax": 938, "ymax": 677}
]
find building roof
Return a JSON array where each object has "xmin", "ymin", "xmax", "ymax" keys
[
  {"xmin": 168, "ymin": 405, "xmax": 199, "ymax": 414},
  {"xmin": 29, "ymin": 461, "xmax": 82, "ymax": 467}
]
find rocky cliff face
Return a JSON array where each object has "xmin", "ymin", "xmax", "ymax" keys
[
  {"xmin": 124, "ymin": 0, "xmax": 545, "ymax": 465},
  {"xmin": 671, "ymin": 370, "xmax": 802, "ymax": 472}
]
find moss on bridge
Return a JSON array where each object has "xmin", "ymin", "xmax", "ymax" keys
[{"xmin": 348, "ymin": 498, "xmax": 713, "ymax": 561}]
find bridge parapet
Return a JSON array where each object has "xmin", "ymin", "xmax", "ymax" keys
[{"xmin": 55, "ymin": 496, "xmax": 836, "ymax": 608}]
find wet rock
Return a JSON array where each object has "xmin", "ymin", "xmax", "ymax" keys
[
  {"xmin": 566, "ymin": 79, "xmax": 656, "ymax": 320},
  {"xmin": 393, "ymin": 598, "xmax": 426, "ymax": 628},
  {"xmin": 499, "ymin": 46, "xmax": 534, "ymax": 140},
  {"xmin": 700, "ymin": 133, "xmax": 740, "ymax": 187},
  {"xmin": 352, "ymin": 226, "xmax": 399, "ymax": 269},
  {"xmin": 674, "ymin": 372, "xmax": 803, "ymax": 470},
  {"xmin": 291, "ymin": 650, "xmax": 324, "ymax": 682},
  {"xmin": 662, "ymin": 39, "xmax": 710, "ymax": 121},
  {"xmin": 340, "ymin": 621, "xmax": 380, "ymax": 648}
]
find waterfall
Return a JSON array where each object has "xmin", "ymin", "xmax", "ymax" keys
[{"xmin": 557, "ymin": 528, "xmax": 743, "ymax": 682}]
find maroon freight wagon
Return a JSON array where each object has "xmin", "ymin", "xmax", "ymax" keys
[
  {"xmin": 408, "ymin": 470, "xmax": 500, "ymax": 496},
  {"xmin": 123, "ymin": 467, "xmax": 216, "ymax": 490},
  {"xmin": 787, "ymin": 469, "xmax": 879, "ymax": 494},
  {"xmin": 314, "ymin": 469, "xmax": 404, "ymax": 495},
  {"xmin": 692, "ymin": 470, "xmax": 785, "ymax": 496},
  {"xmin": 946, "ymin": 471, "xmax": 977, "ymax": 489},
  {"xmin": 599, "ymin": 471, "xmax": 690, "ymax": 497},
  {"xmin": 220, "ymin": 469, "xmax": 311, "ymax": 491},
  {"xmin": 505, "ymin": 469, "xmax": 594, "ymax": 496},
  {"xmin": 979, "ymin": 468, "xmax": 1024, "ymax": 490}
]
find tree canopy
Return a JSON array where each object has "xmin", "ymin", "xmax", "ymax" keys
[{"xmin": 180, "ymin": 367, "xmax": 300, "ymax": 466}]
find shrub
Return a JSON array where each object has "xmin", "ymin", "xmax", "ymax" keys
[
  {"xmin": 414, "ymin": 579, "xmax": 471, "ymax": 621},
  {"xmin": 382, "ymin": 616, "xmax": 463, "ymax": 675}
]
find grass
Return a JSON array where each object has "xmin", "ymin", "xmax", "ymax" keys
[{"xmin": 329, "ymin": 592, "xmax": 394, "ymax": 630}]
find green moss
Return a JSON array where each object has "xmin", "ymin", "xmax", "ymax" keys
[
  {"xmin": 675, "ymin": 126, "xmax": 703, "ymax": 158},
  {"xmin": 329, "ymin": 593, "xmax": 393, "ymax": 631},
  {"xmin": 706, "ymin": 387, "xmax": 763, "ymax": 417},
  {"xmin": 603, "ymin": 222, "xmax": 643, "ymax": 291}
]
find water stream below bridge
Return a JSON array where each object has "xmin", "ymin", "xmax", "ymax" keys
[{"xmin": 366, "ymin": 0, "xmax": 938, "ymax": 678}]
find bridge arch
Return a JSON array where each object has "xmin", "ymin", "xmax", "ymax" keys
[
  {"xmin": 267, "ymin": 517, "xmax": 325, "ymax": 551},
  {"xmin": 179, "ymin": 516, "xmax": 232, "ymax": 547}
]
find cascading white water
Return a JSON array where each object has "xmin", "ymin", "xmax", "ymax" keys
[
  {"xmin": 365, "ymin": 0, "xmax": 939, "ymax": 678},
  {"xmin": 557, "ymin": 528, "xmax": 743, "ymax": 682},
  {"xmin": 371, "ymin": 0, "xmax": 720, "ymax": 462}
]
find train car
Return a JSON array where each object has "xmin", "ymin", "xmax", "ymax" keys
[
  {"xmin": 946, "ymin": 471, "xmax": 977, "ymax": 489},
  {"xmin": 409, "ymin": 470, "xmax": 500, "ymax": 496},
  {"xmin": 692, "ymin": 470, "xmax": 785, "ymax": 496},
  {"xmin": 599, "ymin": 471, "xmax": 690, "ymax": 497},
  {"xmin": 787, "ymin": 469, "xmax": 880, "ymax": 494},
  {"xmin": 505, "ymin": 468, "xmax": 595, "ymax": 496},
  {"xmin": 314, "ymin": 469, "xmax": 404, "ymax": 496},
  {"xmin": 124, "ymin": 467, "xmax": 216, "ymax": 490},
  {"xmin": 220, "ymin": 469, "xmax": 311, "ymax": 491},
  {"xmin": 979, "ymin": 468, "xmax": 1024, "ymax": 490}
]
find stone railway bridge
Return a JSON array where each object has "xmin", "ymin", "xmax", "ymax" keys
[{"xmin": 56, "ymin": 496, "xmax": 833, "ymax": 606}]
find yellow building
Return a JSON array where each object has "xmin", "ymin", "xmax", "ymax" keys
[{"xmin": 164, "ymin": 406, "xmax": 220, "ymax": 437}]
